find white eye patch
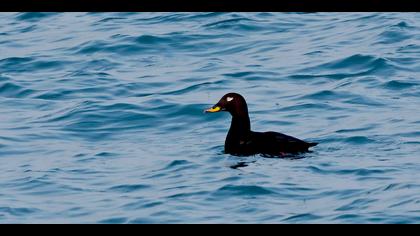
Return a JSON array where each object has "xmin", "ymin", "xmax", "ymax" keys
[{"xmin": 227, "ymin": 97, "xmax": 234, "ymax": 102}]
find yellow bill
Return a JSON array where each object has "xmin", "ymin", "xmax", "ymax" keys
[{"xmin": 205, "ymin": 106, "xmax": 221, "ymax": 113}]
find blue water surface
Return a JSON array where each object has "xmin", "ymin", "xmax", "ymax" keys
[{"xmin": 0, "ymin": 12, "xmax": 420, "ymax": 223}]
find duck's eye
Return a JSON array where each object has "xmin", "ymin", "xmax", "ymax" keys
[{"xmin": 227, "ymin": 97, "xmax": 234, "ymax": 102}]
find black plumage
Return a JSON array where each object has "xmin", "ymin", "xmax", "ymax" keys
[{"xmin": 205, "ymin": 93, "xmax": 317, "ymax": 156}]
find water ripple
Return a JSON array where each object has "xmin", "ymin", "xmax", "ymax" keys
[{"xmin": 213, "ymin": 184, "xmax": 277, "ymax": 197}]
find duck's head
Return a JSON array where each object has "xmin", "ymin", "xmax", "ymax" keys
[{"xmin": 205, "ymin": 93, "xmax": 249, "ymax": 117}]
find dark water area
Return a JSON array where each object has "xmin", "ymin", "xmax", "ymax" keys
[{"xmin": 0, "ymin": 12, "xmax": 420, "ymax": 223}]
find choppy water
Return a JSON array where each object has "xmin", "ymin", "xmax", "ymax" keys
[{"xmin": 0, "ymin": 12, "xmax": 420, "ymax": 223}]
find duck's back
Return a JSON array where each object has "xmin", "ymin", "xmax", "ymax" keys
[{"xmin": 244, "ymin": 131, "xmax": 317, "ymax": 155}]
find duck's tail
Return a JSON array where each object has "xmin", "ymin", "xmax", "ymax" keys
[{"xmin": 307, "ymin": 142, "xmax": 318, "ymax": 148}]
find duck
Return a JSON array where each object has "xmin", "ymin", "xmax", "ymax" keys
[{"xmin": 205, "ymin": 93, "xmax": 317, "ymax": 156}]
